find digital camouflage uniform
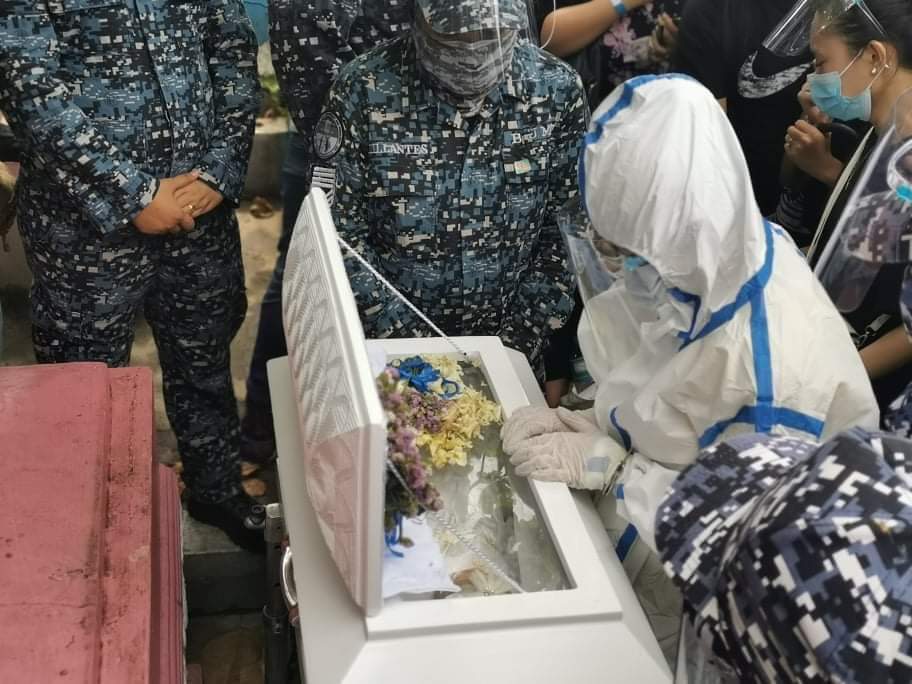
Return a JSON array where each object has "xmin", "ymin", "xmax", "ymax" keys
[
  {"xmin": 322, "ymin": 36, "xmax": 585, "ymax": 367},
  {"xmin": 0, "ymin": 0, "xmax": 259, "ymax": 502},
  {"xmin": 838, "ymin": 185, "xmax": 912, "ymax": 437},
  {"xmin": 269, "ymin": 0, "xmax": 413, "ymax": 194},
  {"xmin": 241, "ymin": 0, "xmax": 412, "ymax": 434},
  {"xmin": 657, "ymin": 430, "xmax": 912, "ymax": 682},
  {"xmin": 885, "ymin": 269, "xmax": 912, "ymax": 436}
]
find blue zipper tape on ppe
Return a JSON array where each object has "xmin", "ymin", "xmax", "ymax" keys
[
  {"xmin": 693, "ymin": 223, "xmax": 825, "ymax": 447},
  {"xmin": 750, "ymin": 291, "xmax": 774, "ymax": 434},
  {"xmin": 679, "ymin": 221, "xmax": 776, "ymax": 348},
  {"xmin": 616, "ymin": 523, "xmax": 638, "ymax": 562},
  {"xmin": 609, "ymin": 407, "xmax": 632, "ymax": 451},
  {"xmin": 699, "ymin": 406, "xmax": 824, "ymax": 449}
]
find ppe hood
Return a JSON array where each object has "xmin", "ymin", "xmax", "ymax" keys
[{"xmin": 581, "ymin": 75, "xmax": 768, "ymax": 335}]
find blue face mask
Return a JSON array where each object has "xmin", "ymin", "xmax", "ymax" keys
[
  {"xmin": 623, "ymin": 258, "xmax": 664, "ymax": 302},
  {"xmin": 807, "ymin": 49, "xmax": 883, "ymax": 122},
  {"xmin": 623, "ymin": 255, "xmax": 647, "ymax": 271}
]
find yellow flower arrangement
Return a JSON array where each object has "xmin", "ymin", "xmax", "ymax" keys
[
  {"xmin": 417, "ymin": 385, "xmax": 502, "ymax": 470},
  {"xmin": 389, "ymin": 354, "xmax": 502, "ymax": 470}
]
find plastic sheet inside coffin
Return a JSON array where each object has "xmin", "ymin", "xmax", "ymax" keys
[
  {"xmin": 280, "ymin": 188, "xmax": 575, "ymax": 611},
  {"xmin": 278, "ymin": 189, "xmax": 668, "ymax": 683}
]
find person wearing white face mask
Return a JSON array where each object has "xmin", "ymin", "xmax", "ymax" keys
[
  {"xmin": 773, "ymin": 0, "xmax": 912, "ymax": 416},
  {"xmin": 501, "ymin": 75, "xmax": 880, "ymax": 662}
]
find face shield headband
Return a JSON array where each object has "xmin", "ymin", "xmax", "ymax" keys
[
  {"xmin": 558, "ymin": 197, "xmax": 635, "ymax": 304},
  {"xmin": 763, "ymin": 0, "xmax": 888, "ymax": 58}
]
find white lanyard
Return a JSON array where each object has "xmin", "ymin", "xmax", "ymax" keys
[{"xmin": 807, "ymin": 128, "xmax": 875, "ymax": 264}]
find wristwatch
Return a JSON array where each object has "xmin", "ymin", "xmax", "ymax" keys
[{"xmin": 613, "ymin": 0, "xmax": 628, "ymax": 17}]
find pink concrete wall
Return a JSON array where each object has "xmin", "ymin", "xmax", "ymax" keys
[
  {"xmin": 0, "ymin": 363, "xmax": 182, "ymax": 683},
  {"xmin": 152, "ymin": 464, "xmax": 184, "ymax": 684},
  {"xmin": 99, "ymin": 369, "xmax": 155, "ymax": 683},
  {"xmin": 0, "ymin": 363, "xmax": 111, "ymax": 682}
]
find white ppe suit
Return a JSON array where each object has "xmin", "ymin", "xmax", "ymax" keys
[
  {"xmin": 578, "ymin": 74, "xmax": 878, "ymax": 551},
  {"xmin": 505, "ymin": 74, "xmax": 880, "ymax": 663}
]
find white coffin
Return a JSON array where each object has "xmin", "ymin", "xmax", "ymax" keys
[{"xmin": 269, "ymin": 189, "xmax": 670, "ymax": 683}]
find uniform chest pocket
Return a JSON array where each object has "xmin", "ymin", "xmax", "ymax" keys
[
  {"xmin": 47, "ymin": 0, "xmax": 120, "ymax": 12},
  {"xmin": 502, "ymin": 141, "xmax": 551, "ymax": 221},
  {"xmin": 365, "ymin": 156, "xmax": 440, "ymax": 259}
]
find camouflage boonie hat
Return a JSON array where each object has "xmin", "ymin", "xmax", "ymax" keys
[
  {"xmin": 415, "ymin": 0, "xmax": 527, "ymax": 34},
  {"xmin": 657, "ymin": 430, "xmax": 912, "ymax": 682}
]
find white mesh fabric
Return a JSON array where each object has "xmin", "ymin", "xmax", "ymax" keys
[{"xmin": 281, "ymin": 190, "xmax": 386, "ymax": 615}]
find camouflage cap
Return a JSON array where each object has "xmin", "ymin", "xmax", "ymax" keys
[
  {"xmin": 657, "ymin": 430, "xmax": 912, "ymax": 682},
  {"xmin": 415, "ymin": 0, "xmax": 528, "ymax": 34}
]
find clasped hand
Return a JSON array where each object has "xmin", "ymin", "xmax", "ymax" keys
[
  {"xmin": 501, "ymin": 406, "xmax": 628, "ymax": 490},
  {"xmin": 134, "ymin": 170, "xmax": 224, "ymax": 235}
]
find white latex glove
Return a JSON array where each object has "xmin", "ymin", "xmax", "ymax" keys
[
  {"xmin": 505, "ymin": 408, "xmax": 627, "ymax": 490},
  {"xmin": 502, "ymin": 406, "xmax": 569, "ymax": 453}
]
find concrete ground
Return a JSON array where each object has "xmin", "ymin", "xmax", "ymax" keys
[
  {"xmin": 187, "ymin": 613, "xmax": 266, "ymax": 684},
  {"xmin": 0, "ymin": 202, "xmax": 285, "ymax": 684}
]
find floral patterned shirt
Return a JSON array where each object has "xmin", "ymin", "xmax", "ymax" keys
[{"xmin": 537, "ymin": 0, "xmax": 686, "ymax": 105}]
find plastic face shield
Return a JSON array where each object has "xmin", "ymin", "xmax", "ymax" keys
[
  {"xmin": 413, "ymin": 0, "xmax": 534, "ymax": 102},
  {"xmin": 414, "ymin": 0, "xmax": 533, "ymax": 38},
  {"xmin": 816, "ymin": 92, "xmax": 912, "ymax": 313},
  {"xmin": 763, "ymin": 0, "xmax": 888, "ymax": 57},
  {"xmin": 558, "ymin": 197, "xmax": 628, "ymax": 305}
]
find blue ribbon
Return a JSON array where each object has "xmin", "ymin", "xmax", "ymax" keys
[
  {"xmin": 393, "ymin": 356, "xmax": 459, "ymax": 397},
  {"xmin": 395, "ymin": 356, "xmax": 440, "ymax": 392},
  {"xmin": 385, "ymin": 512, "xmax": 405, "ymax": 558},
  {"xmin": 440, "ymin": 379, "xmax": 459, "ymax": 397}
]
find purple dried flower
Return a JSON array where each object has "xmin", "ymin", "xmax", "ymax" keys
[
  {"xmin": 376, "ymin": 363, "xmax": 449, "ymax": 529},
  {"xmin": 406, "ymin": 462, "xmax": 428, "ymax": 490}
]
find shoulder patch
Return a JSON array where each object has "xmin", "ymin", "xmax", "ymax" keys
[{"xmin": 313, "ymin": 112, "xmax": 344, "ymax": 161}]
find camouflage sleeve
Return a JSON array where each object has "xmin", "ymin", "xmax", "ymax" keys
[
  {"xmin": 197, "ymin": 0, "xmax": 259, "ymax": 203},
  {"xmin": 328, "ymin": 67, "xmax": 420, "ymax": 337},
  {"xmin": 500, "ymin": 77, "xmax": 586, "ymax": 365},
  {"xmin": 269, "ymin": 0, "xmax": 361, "ymax": 139},
  {"xmin": 0, "ymin": 2, "xmax": 157, "ymax": 233}
]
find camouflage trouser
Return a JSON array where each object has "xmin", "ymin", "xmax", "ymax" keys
[{"xmin": 18, "ymin": 189, "xmax": 247, "ymax": 503}]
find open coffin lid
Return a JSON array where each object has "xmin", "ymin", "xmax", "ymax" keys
[
  {"xmin": 279, "ymin": 190, "xmax": 668, "ymax": 671},
  {"xmin": 281, "ymin": 188, "xmax": 387, "ymax": 616},
  {"xmin": 282, "ymin": 188, "xmax": 569, "ymax": 616}
]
